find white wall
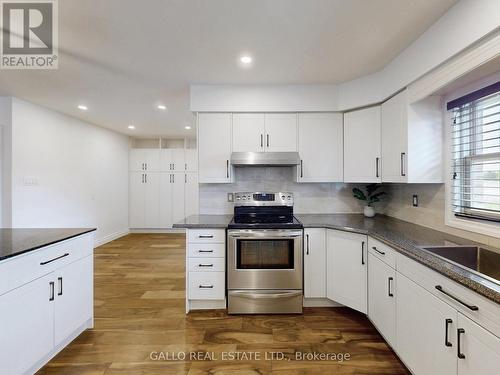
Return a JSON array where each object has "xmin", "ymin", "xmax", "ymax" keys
[
  {"xmin": 0, "ymin": 97, "xmax": 13, "ymax": 228},
  {"xmin": 10, "ymin": 98, "xmax": 129, "ymax": 245},
  {"xmin": 191, "ymin": 0, "xmax": 500, "ymax": 112}
]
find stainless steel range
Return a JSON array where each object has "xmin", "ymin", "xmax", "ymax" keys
[{"xmin": 227, "ymin": 192, "xmax": 303, "ymax": 314}]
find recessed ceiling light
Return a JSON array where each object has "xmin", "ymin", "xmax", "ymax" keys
[
  {"xmin": 128, "ymin": 125, "xmax": 135, "ymax": 130},
  {"xmin": 240, "ymin": 55, "xmax": 252, "ymax": 64},
  {"xmin": 185, "ymin": 125, "xmax": 192, "ymax": 130},
  {"xmin": 157, "ymin": 104, "xmax": 167, "ymax": 111},
  {"xmin": 77, "ymin": 105, "xmax": 88, "ymax": 111}
]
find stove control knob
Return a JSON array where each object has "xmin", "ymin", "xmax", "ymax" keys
[
  {"xmin": 236, "ymin": 196, "xmax": 241, "ymax": 200},
  {"xmin": 281, "ymin": 195, "xmax": 285, "ymax": 199}
]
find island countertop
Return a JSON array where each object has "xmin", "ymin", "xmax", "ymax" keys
[{"xmin": 0, "ymin": 228, "xmax": 97, "ymax": 261}]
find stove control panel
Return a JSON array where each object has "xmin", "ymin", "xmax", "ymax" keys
[{"xmin": 234, "ymin": 192, "xmax": 293, "ymax": 206}]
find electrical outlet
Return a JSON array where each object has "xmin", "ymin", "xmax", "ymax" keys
[
  {"xmin": 227, "ymin": 193, "xmax": 234, "ymax": 202},
  {"xmin": 412, "ymin": 195, "xmax": 418, "ymax": 207}
]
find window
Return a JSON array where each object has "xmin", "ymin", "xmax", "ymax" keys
[{"xmin": 448, "ymin": 82, "xmax": 500, "ymax": 222}]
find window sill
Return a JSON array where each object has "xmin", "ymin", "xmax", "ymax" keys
[{"xmin": 446, "ymin": 211, "xmax": 500, "ymax": 238}]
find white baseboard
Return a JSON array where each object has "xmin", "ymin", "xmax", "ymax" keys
[
  {"xmin": 303, "ymin": 298, "xmax": 343, "ymax": 307},
  {"xmin": 94, "ymin": 229, "xmax": 130, "ymax": 247},
  {"xmin": 130, "ymin": 228, "xmax": 186, "ymax": 234}
]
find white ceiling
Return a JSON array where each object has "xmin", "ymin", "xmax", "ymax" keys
[{"xmin": 0, "ymin": 0, "xmax": 457, "ymax": 137}]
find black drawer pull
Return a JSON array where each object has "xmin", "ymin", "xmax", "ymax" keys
[
  {"xmin": 40, "ymin": 253, "xmax": 69, "ymax": 265},
  {"xmin": 445, "ymin": 319, "xmax": 452, "ymax": 347},
  {"xmin": 199, "ymin": 285, "xmax": 214, "ymax": 289},
  {"xmin": 49, "ymin": 281, "xmax": 55, "ymax": 301},
  {"xmin": 361, "ymin": 241, "xmax": 365, "ymax": 265},
  {"xmin": 198, "ymin": 264, "xmax": 213, "ymax": 267},
  {"xmin": 198, "ymin": 250, "xmax": 214, "ymax": 253},
  {"xmin": 372, "ymin": 246, "xmax": 385, "ymax": 255},
  {"xmin": 435, "ymin": 285, "xmax": 479, "ymax": 311},
  {"xmin": 388, "ymin": 277, "xmax": 394, "ymax": 297},
  {"xmin": 198, "ymin": 235, "xmax": 214, "ymax": 239},
  {"xmin": 457, "ymin": 328, "xmax": 465, "ymax": 359},
  {"xmin": 57, "ymin": 277, "xmax": 63, "ymax": 296}
]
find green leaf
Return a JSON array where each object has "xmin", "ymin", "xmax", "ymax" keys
[
  {"xmin": 352, "ymin": 187, "xmax": 367, "ymax": 201},
  {"xmin": 366, "ymin": 184, "xmax": 380, "ymax": 196}
]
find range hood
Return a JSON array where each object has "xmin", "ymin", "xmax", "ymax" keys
[{"xmin": 230, "ymin": 152, "xmax": 301, "ymax": 166}]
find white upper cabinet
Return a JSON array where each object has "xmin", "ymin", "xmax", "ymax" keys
[
  {"xmin": 297, "ymin": 113, "xmax": 343, "ymax": 182},
  {"xmin": 198, "ymin": 113, "xmax": 233, "ymax": 183},
  {"xmin": 232, "ymin": 113, "xmax": 266, "ymax": 152},
  {"xmin": 343, "ymin": 106, "xmax": 381, "ymax": 183},
  {"xmin": 185, "ymin": 149, "xmax": 198, "ymax": 171},
  {"xmin": 326, "ymin": 229, "xmax": 367, "ymax": 314},
  {"xmin": 304, "ymin": 228, "xmax": 327, "ymax": 298},
  {"xmin": 381, "ymin": 89, "xmax": 443, "ymax": 183},
  {"xmin": 161, "ymin": 149, "xmax": 185, "ymax": 172},
  {"xmin": 232, "ymin": 113, "xmax": 297, "ymax": 153},
  {"xmin": 129, "ymin": 149, "xmax": 160, "ymax": 172},
  {"xmin": 264, "ymin": 113, "xmax": 298, "ymax": 152}
]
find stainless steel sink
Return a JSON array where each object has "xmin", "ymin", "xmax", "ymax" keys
[{"xmin": 421, "ymin": 245, "xmax": 500, "ymax": 283}]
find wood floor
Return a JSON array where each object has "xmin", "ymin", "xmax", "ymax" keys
[{"xmin": 38, "ymin": 233, "xmax": 409, "ymax": 375}]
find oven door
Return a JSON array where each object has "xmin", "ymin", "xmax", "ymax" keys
[{"xmin": 227, "ymin": 229, "xmax": 303, "ymax": 290}]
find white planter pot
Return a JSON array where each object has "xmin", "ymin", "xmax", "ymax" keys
[{"xmin": 364, "ymin": 206, "xmax": 375, "ymax": 218}]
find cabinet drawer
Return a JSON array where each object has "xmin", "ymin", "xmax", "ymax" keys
[
  {"xmin": 188, "ymin": 243, "xmax": 225, "ymax": 258},
  {"xmin": 0, "ymin": 233, "xmax": 94, "ymax": 296},
  {"xmin": 188, "ymin": 258, "xmax": 225, "ymax": 272},
  {"xmin": 397, "ymin": 253, "xmax": 500, "ymax": 338},
  {"xmin": 188, "ymin": 229, "xmax": 225, "ymax": 243},
  {"xmin": 188, "ymin": 272, "xmax": 225, "ymax": 300},
  {"xmin": 368, "ymin": 237, "xmax": 397, "ymax": 269}
]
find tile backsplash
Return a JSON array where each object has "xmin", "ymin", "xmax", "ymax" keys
[{"xmin": 199, "ymin": 167, "xmax": 364, "ymax": 214}]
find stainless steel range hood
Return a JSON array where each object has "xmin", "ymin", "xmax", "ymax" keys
[{"xmin": 231, "ymin": 152, "xmax": 301, "ymax": 166}]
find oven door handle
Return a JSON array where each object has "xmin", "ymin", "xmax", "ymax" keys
[
  {"xmin": 229, "ymin": 234, "xmax": 302, "ymax": 238},
  {"xmin": 230, "ymin": 291, "xmax": 302, "ymax": 299}
]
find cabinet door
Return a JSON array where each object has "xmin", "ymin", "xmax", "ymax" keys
[
  {"xmin": 298, "ymin": 113, "xmax": 343, "ymax": 182},
  {"xmin": 264, "ymin": 113, "xmax": 297, "ymax": 152},
  {"xmin": 343, "ymin": 106, "xmax": 381, "ymax": 183},
  {"xmin": 185, "ymin": 173, "xmax": 199, "ymax": 218},
  {"xmin": 326, "ymin": 229, "xmax": 367, "ymax": 313},
  {"xmin": 171, "ymin": 149, "xmax": 185, "ymax": 171},
  {"xmin": 381, "ymin": 90, "xmax": 407, "ymax": 182},
  {"xmin": 144, "ymin": 149, "xmax": 160, "ymax": 172},
  {"xmin": 396, "ymin": 272, "xmax": 457, "ymax": 375},
  {"xmin": 0, "ymin": 273, "xmax": 54, "ymax": 375},
  {"xmin": 304, "ymin": 228, "xmax": 327, "ymax": 298},
  {"xmin": 129, "ymin": 149, "xmax": 147, "ymax": 171},
  {"xmin": 171, "ymin": 173, "xmax": 185, "ymax": 225},
  {"xmin": 160, "ymin": 149, "xmax": 172, "ymax": 171},
  {"xmin": 54, "ymin": 255, "xmax": 93, "ymax": 346},
  {"xmin": 144, "ymin": 173, "xmax": 160, "ymax": 228},
  {"xmin": 129, "ymin": 172, "xmax": 145, "ymax": 228},
  {"xmin": 232, "ymin": 113, "xmax": 265, "ymax": 152},
  {"xmin": 159, "ymin": 173, "xmax": 173, "ymax": 228},
  {"xmin": 457, "ymin": 313, "xmax": 500, "ymax": 375},
  {"xmin": 198, "ymin": 113, "xmax": 232, "ymax": 183},
  {"xmin": 368, "ymin": 253, "xmax": 396, "ymax": 347},
  {"xmin": 185, "ymin": 149, "xmax": 198, "ymax": 171}
]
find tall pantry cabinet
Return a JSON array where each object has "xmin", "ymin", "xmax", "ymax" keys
[{"xmin": 129, "ymin": 145, "xmax": 199, "ymax": 229}]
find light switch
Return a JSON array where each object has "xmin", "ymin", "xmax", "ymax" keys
[
  {"xmin": 412, "ymin": 195, "xmax": 418, "ymax": 207},
  {"xmin": 227, "ymin": 193, "xmax": 234, "ymax": 202}
]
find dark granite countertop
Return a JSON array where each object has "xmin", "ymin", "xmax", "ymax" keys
[
  {"xmin": 297, "ymin": 214, "xmax": 500, "ymax": 304},
  {"xmin": 174, "ymin": 213, "xmax": 500, "ymax": 304},
  {"xmin": 173, "ymin": 215, "xmax": 233, "ymax": 229},
  {"xmin": 0, "ymin": 228, "xmax": 96, "ymax": 261}
]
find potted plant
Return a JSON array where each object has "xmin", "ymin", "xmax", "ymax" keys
[{"xmin": 352, "ymin": 184, "xmax": 386, "ymax": 218}]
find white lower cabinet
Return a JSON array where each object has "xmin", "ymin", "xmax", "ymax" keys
[
  {"xmin": 396, "ymin": 272, "xmax": 457, "ymax": 375},
  {"xmin": 304, "ymin": 228, "xmax": 326, "ymax": 298},
  {"xmin": 326, "ymin": 229, "xmax": 367, "ymax": 313},
  {"xmin": 129, "ymin": 172, "xmax": 160, "ymax": 228},
  {"xmin": 457, "ymin": 313, "xmax": 500, "ymax": 375},
  {"xmin": 368, "ymin": 253, "xmax": 396, "ymax": 347},
  {"xmin": 0, "ymin": 273, "xmax": 55, "ymax": 375}
]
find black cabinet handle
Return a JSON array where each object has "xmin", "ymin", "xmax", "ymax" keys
[
  {"xmin": 401, "ymin": 152, "xmax": 406, "ymax": 176},
  {"xmin": 435, "ymin": 285, "xmax": 479, "ymax": 311},
  {"xmin": 198, "ymin": 250, "xmax": 214, "ymax": 253},
  {"xmin": 361, "ymin": 241, "xmax": 365, "ymax": 265},
  {"xmin": 57, "ymin": 277, "xmax": 63, "ymax": 296},
  {"xmin": 388, "ymin": 277, "xmax": 394, "ymax": 297},
  {"xmin": 372, "ymin": 246, "xmax": 385, "ymax": 255},
  {"xmin": 457, "ymin": 328, "xmax": 465, "ymax": 359},
  {"xmin": 199, "ymin": 285, "xmax": 214, "ymax": 289},
  {"xmin": 198, "ymin": 235, "xmax": 214, "ymax": 239},
  {"xmin": 376, "ymin": 157, "xmax": 380, "ymax": 178},
  {"xmin": 226, "ymin": 160, "xmax": 229, "ymax": 178},
  {"xmin": 40, "ymin": 253, "xmax": 69, "ymax": 265},
  {"xmin": 306, "ymin": 234, "xmax": 310, "ymax": 255},
  {"xmin": 49, "ymin": 281, "xmax": 55, "ymax": 301},
  {"xmin": 260, "ymin": 134, "xmax": 263, "ymax": 148},
  {"xmin": 300, "ymin": 160, "xmax": 303, "ymax": 178},
  {"xmin": 266, "ymin": 134, "xmax": 269, "ymax": 147},
  {"xmin": 445, "ymin": 319, "xmax": 452, "ymax": 347},
  {"xmin": 198, "ymin": 264, "xmax": 213, "ymax": 267}
]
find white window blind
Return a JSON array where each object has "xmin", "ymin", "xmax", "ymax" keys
[{"xmin": 448, "ymin": 82, "xmax": 500, "ymax": 222}]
